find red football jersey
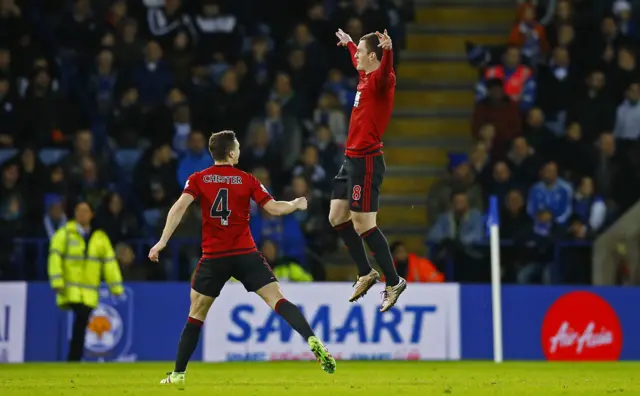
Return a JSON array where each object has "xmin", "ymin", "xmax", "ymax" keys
[
  {"xmin": 183, "ymin": 165, "xmax": 273, "ymax": 259},
  {"xmin": 345, "ymin": 42, "xmax": 396, "ymax": 157}
]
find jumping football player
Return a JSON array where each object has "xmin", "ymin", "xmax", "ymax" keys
[
  {"xmin": 149, "ymin": 131, "xmax": 336, "ymax": 388},
  {"xmin": 331, "ymin": 29, "xmax": 406, "ymax": 311}
]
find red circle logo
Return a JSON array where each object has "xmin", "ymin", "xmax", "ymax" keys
[{"xmin": 541, "ymin": 291, "xmax": 622, "ymax": 361}]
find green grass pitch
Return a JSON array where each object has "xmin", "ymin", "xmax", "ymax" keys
[{"xmin": 1, "ymin": 361, "xmax": 638, "ymax": 395}]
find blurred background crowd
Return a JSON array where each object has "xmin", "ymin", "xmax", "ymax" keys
[
  {"xmin": 1, "ymin": 0, "xmax": 639, "ymax": 286},
  {"xmin": 0, "ymin": 0, "xmax": 412, "ymax": 282}
]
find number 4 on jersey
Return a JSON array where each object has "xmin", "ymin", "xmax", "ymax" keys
[{"xmin": 210, "ymin": 188, "xmax": 231, "ymax": 225}]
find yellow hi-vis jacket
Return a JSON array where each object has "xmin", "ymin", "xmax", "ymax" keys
[{"xmin": 47, "ymin": 221, "xmax": 124, "ymax": 309}]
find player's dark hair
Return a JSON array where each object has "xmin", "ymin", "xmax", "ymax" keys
[
  {"xmin": 208, "ymin": 130, "xmax": 237, "ymax": 161},
  {"xmin": 360, "ymin": 33, "xmax": 383, "ymax": 62}
]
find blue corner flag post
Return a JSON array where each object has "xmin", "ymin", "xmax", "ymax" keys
[{"xmin": 488, "ymin": 196, "xmax": 503, "ymax": 363}]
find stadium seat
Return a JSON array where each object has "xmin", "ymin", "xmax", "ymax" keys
[
  {"xmin": 0, "ymin": 149, "xmax": 18, "ymax": 165},
  {"xmin": 39, "ymin": 149, "xmax": 70, "ymax": 166},
  {"xmin": 114, "ymin": 148, "xmax": 143, "ymax": 176}
]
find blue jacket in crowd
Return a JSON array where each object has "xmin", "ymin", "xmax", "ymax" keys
[
  {"xmin": 527, "ymin": 179, "xmax": 573, "ymax": 224},
  {"xmin": 427, "ymin": 209, "xmax": 485, "ymax": 246},
  {"xmin": 250, "ymin": 213, "xmax": 306, "ymax": 265},
  {"xmin": 177, "ymin": 150, "xmax": 214, "ymax": 187}
]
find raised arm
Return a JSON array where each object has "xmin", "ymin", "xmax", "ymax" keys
[
  {"xmin": 336, "ymin": 28, "xmax": 360, "ymax": 71},
  {"xmin": 372, "ymin": 30, "xmax": 395, "ymax": 88},
  {"xmin": 148, "ymin": 193, "xmax": 195, "ymax": 261}
]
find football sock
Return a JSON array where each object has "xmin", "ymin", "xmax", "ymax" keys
[
  {"xmin": 174, "ymin": 317, "xmax": 203, "ymax": 372},
  {"xmin": 275, "ymin": 299, "xmax": 315, "ymax": 340},
  {"xmin": 334, "ymin": 220, "xmax": 373, "ymax": 277},
  {"xmin": 361, "ymin": 227, "xmax": 400, "ymax": 286}
]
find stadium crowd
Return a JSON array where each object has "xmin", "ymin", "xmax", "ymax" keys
[
  {"xmin": 427, "ymin": 0, "xmax": 640, "ymax": 285},
  {"xmin": 0, "ymin": 0, "xmax": 413, "ymax": 281}
]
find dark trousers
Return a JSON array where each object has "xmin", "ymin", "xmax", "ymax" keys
[{"xmin": 67, "ymin": 303, "xmax": 93, "ymax": 362}]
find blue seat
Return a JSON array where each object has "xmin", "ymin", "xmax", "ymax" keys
[
  {"xmin": 0, "ymin": 149, "xmax": 17, "ymax": 165},
  {"xmin": 39, "ymin": 149, "xmax": 69, "ymax": 166},
  {"xmin": 114, "ymin": 149, "xmax": 142, "ymax": 172}
]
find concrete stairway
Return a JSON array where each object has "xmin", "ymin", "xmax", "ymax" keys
[{"xmin": 378, "ymin": 0, "xmax": 514, "ymax": 254}]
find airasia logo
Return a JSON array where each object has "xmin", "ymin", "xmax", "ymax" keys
[{"xmin": 541, "ymin": 291, "xmax": 622, "ymax": 361}]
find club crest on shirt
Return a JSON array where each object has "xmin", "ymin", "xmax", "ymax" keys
[{"xmin": 354, "ymin": 91, "xmax": 361, "ymax": 107}]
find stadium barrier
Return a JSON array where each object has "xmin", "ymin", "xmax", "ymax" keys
[{"xmin": 0, "ymin": 282, "xmax": 634, "ymax": 362}]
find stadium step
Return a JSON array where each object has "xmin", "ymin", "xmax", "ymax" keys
[
  {"xmin": 377, "ymin": 203, "xmax": 428, "ymax": 227},
  {"xmin": 381, "ymin": 174, "xmax": 438, "ymax": 195},
  {"xmin": 383, "ymin": 231, "xmax": 428, "ymax": 255},
  {"xmin": 387, "ymin": 116, "xmax": 469, "ymax": 138},
  {"xmin": 398, "ymin": 61, "xmax": 478, "ymax": 82},
  {"xmin": 406, "ymin": 32, "xmax": 505, "ymax": 52},
  {"xmin": 383, "ymin": 145, "xmax": 450, "ymax": 166},
  {"xmin": 395, "ymin": 88, "xmax": 474, "ymax": 109},
  {"xmin": 416, "ymin": 6, "xmax": 516, "ymax": 25}
]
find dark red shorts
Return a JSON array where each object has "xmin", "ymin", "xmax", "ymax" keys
[
  {"xmin": 331, "ymin": 155, "xmax": 386, "ymax": 213},
  {"xmin": 191, "ymin": 252, "xmax": 277, "ymax": 297}
]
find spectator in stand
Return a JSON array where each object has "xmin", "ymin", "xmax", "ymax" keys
[
  {"xmin": 251, "ymin": 209, "xmax": 307, "ymax": 266},
  {"xmin": 546, "ymin": 0, "xmax": 573, "ymax": 48},
  {"xmin": 270, "ymin": 71, "xmax": 307, "ymax": 118},
  {"xmin": 293, "ymin": 145, "xmax": 329, "ymax": 191},
  {"xmin": 59, "ymin": 129, "xmax": 109, "ymax": 186},
  {"xmin": 250, "ymin": 167, "xmax": 275, "ymax": 215},
  {"xmin": 286, "ymin": 175, "xmax": 329, "ymax": 253},
  {"xmin": 567, "ymin": 69, "xmax": 616, "ymax": 143},
  {"xmin": 46, "ymin": 165, "xmax": 67, "ymax": 196},
  {"xmin": 95, "ymin": 192, "xmax": 138, "ymax": 244},
  {"xmin": 145, "ymin": 0, "xmax": 195, "ymax": 49},
  {"xmin": 108, "ymin": 87, "xmax": 144, "ymax": 148},
  {"xmin": 306, "ymin": 2, "xmax": 332, "ymax": 48},
  {"xmin": 427, "ymin": 160, "xmax": 484, "ymax": 227},
  {"xmin": 427, "ymin": 191, "xmax": 485, "ymax": 282},
  {"xmin": 262, "ymin": 240, "xmax": 313, "ymax": 282},
  {"xmin": 286, "ymin": 48, "xmax": 315, "ymax": 99},
  {"xmin": 311, "ymin": 123, "xmax": 341, "ymax": 177},
  {"xmin": 130, "ymin": 41, "xmax": 174, "ymax": 107},
  {"xmin": 501, "ymin": 189, "xmax": 531, "ymax": 239},
  {"xmin": 56, "ymin": 0, "xmax": 104, "ymax": 59},
  {"xmin": 21, "ymin": 67, "xmax": 78, "ymax": 147},
  {"xmin": 613, "ymin": 0, "xmax": 639, "ymax": 40},
  {"xmin": 314, "ymin": 91, "xmax": 347, "ymax": 146},
  {"xmin": 594, "ymin": 17, "xmax": 622, "ymax": 71},
  {"xmin": 333, "ymin": 0, "xmax": 389, "ymax": 35},
  {"xmin": 507, "ymin": 137, "xmax": 542, "ymax": 186},
  {"xmin": 476, "ymin": 46, "xmax": 536, "ymax": 111},
  {"xmin": 515, "ymin": 209, "xmax": 557, "ymax": 284},
  {"xmin": 41, "ymin": 194, "xmax": 67, "ymax": 240},
  {"xmin": 522, "ymin": 107, "xmax": 555, "ymax": 157},
  {"xmin": 114, "ymin": 18, "xmax": 145, "ymax": 72},
  {"xmin": 193, "ymin": 0, "xmax": 241, "ymax": 62},
  {"xmin": 608, "ymin": 46, "xmax": 640, "ymax": 104},
  {"xmin": 613, "ymin": 82, "xmax": 640, "ymax": 140},
  {"xmin": 535, "ymin": 47, "xmax": 576, "ymax": 131},
  {"xmin": 389, "ymin": 241, "xmax": 444, "ymax": 283},
  {"xmin": 177, "ymin": 131, "xmax": 213, "ymax": 187},
  {"xmin": 485, "ymin": 161, "xmax": 525, "ymax": 208},
  {"xmin": 212, "ymin": 68, "xmax": 252, "ymax": 136},
  {"xmin": 86, "ymin": 49, "xmax": 119, "ymax": 119},
  {"xmin": 240, "ymin": 122, "xmax": 280, "ymax": 171},
  {"xmin": 167, "ymin": 31, "xmax": 194, "ymax": 89},
  {"xmin": 260, "ymin": 100, "xmax": 303, "ymax": 171},
  {"xmin": 324, "ymin": 68, "xmax": 356, "ymax": 112},
  {"xmin": 592, "ymin": 133, "xmax": 621, "ymax": 208},
  {"xmin": 13, "ymin": 147, "xmax": 46, "ymax": 221},
  {"xmin": 117, "ymin": 242, "xmax": 165, "ymax": 281},
  {"xmin": 469, "ymin": 141, "xmax": 491, "ymax": 186},
  {"xmin": 71, "ymin": 157, "xmax": 108, "ymax": 210},
  {"xmin": 574, "ymin": 176, "xmax": 607, "ymax": 233},
  {"xmin": 527, "ymin": 161, "xmax": 573, "ymax": 225},
  {"xmin": 288, "ymin": 22, "xmax": 326, "ymax": 80},
  {"xmin": 472, "ymin": 78, "xmax": 522, "ymax": 160},
  {"xmin": 0, "ymin": 73, "xmax": 18, "ymax": 146},
  {"xmin": 244, "ymin": 35, "xmax": 274, "ymax": 98},
  {"xmin": 549, "ymin": 122, "xmax": 592, "ymax": 182},
  {"xmin": 509, "ymin": 2, "xmax": 550, "ymax": 62},
  {"xmin": 134, "ymin": 142, "xmax": 179, "ymax": 210}
]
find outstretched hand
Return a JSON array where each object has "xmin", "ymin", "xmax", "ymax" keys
[
  {"xmin": 148, "ymin": 240, "xmax": 166, "ymax": 262},
  {"xmin": 376, "ymin": 30, "xmax": 392, "ymax": 50},
  {"xmin": 335, "ymin": 28, "xmax": 353, "ymax": 47}
]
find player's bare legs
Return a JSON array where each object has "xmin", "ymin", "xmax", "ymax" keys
[
  {"xmin": 351, "ymin": 211, "xmax": 406, "ymax": 312},
  {"xmin": 329, "ymin": 199, "xmax": 379, "ymax": 300},
  {"xmin": 161, "ymin": 289, "xmax": 215, "ymax": 388},
  {"xmin": 256, "ymin": 282, "xmax": 336, "ymax": 373}
]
